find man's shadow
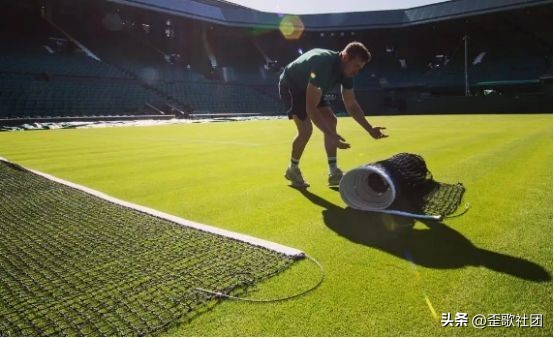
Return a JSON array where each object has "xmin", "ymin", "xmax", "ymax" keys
[{"xmin": 294, "ymin": 187, "xmax": 550, "ymax": 282}]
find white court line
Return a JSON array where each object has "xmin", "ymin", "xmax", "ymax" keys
[{"xmin": 0, "ymin": 157, "xmax": 305, "ymax": 258}]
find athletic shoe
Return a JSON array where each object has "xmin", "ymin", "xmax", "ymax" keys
[
  {"xmin": 328, "ymin": 168, "xmax": 344, "ymax": 186},
  {"xmin": 284, "ymin": 167, "xmax": 310, "ymax": 188}
]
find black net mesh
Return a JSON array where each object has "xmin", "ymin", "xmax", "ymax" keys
[
  {"xmin": 0, "ymin": 161, "xmax": 297, "ymax": 336},
  {"xmin": 374, "ymin": 153, "xmax": 465, "ymax": 216}
]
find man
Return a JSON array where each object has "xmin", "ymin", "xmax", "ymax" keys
[{"xmin": 279, "ymin": 41, "xmax": 388, "ymax": 188}]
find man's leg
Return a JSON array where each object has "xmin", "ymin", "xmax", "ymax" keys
[
  {"xmin": 318, "ymin": 106, "xmax": 343, "ymax": 185},
  {"xmin": 285, "ymin": 115, "xmax": 313, "ymax": 187},
  {"xmin": 319, "ymin": 106, "xmax": 338, "ymax": 160},
  {"xmin": 291, "ymin": 115, "xmax": 313, "ymax": 162}
]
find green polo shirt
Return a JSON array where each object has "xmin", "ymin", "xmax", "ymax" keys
[{"xmin": 279, "ymin": 48, "xmax": 354, "ymax": 94}]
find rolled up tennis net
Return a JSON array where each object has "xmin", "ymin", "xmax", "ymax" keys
[{"xmin": 339, "ymin": 153, "xmax": 467, "ymax": 220}]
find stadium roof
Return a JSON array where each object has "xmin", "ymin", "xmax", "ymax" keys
[
  {"xmin": 224, "ymin": 1, "xmax": 453, "ymax": 14},
  {"xmin": 105, "ymin": 0, "xmax": 552, "ymax": 30}
]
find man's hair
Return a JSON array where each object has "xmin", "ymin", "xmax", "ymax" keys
[{"xmin": 343, "ymin": 41, "xmax": 371, "ymax": 63}]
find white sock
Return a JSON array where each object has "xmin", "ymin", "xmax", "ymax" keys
[
  {"xmin": 290, "ymin": 157, "xmax": 299, "ymax": 169},
  {"xmin": 328, "ymin": 157, "xmax": 337, "ymax": 172}
]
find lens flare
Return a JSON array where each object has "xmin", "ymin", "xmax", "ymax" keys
[{"xmin": 279, "ymin": 15, "xmax": 304, "ymax": 40}]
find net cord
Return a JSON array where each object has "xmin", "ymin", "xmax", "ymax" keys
[{"xmin": 194, "ymin": 254, "xmax": 325, "ymax": 303}]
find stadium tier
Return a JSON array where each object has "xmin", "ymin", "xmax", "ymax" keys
[
  {"xmin": 0, "ymin": 0, "xmax": 551, "ymax": 121},
  {"xmin": 0, "ymin": 4, "xmax": 168, "ymax": 119},
  {"xmin": 0, "ymin": 74, "xmax": 158, "ymax": 118}
]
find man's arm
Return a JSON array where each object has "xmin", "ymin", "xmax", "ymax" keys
[
  {"xmin": 306, "ymin": 83, "xmax": 334, "ymax": 135},
  {"xmin": 341, "ymin": 87, "xmax": 387, "ymax": 139}
]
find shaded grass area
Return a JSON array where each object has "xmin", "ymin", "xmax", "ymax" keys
[{"xmin": 0, "ymin": 114, "xmax": 551, "ymax": 336}]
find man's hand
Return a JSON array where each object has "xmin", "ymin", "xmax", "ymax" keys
[
  {"xmin": 329, "ymin": 133, "xmax": 351, "ymax": 149},
  {"xmin": 369, "ymin": 126, "xmax": 388, "ymax": 139}
]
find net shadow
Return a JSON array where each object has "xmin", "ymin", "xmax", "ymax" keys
[{"xmin": 294, "ymin": 187, "xmax": 550, "ymax": 282}]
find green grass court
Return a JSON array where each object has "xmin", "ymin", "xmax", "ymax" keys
[{"xmin": 0, "ymin": 114, "xmax": 552, "ymax": 336}]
